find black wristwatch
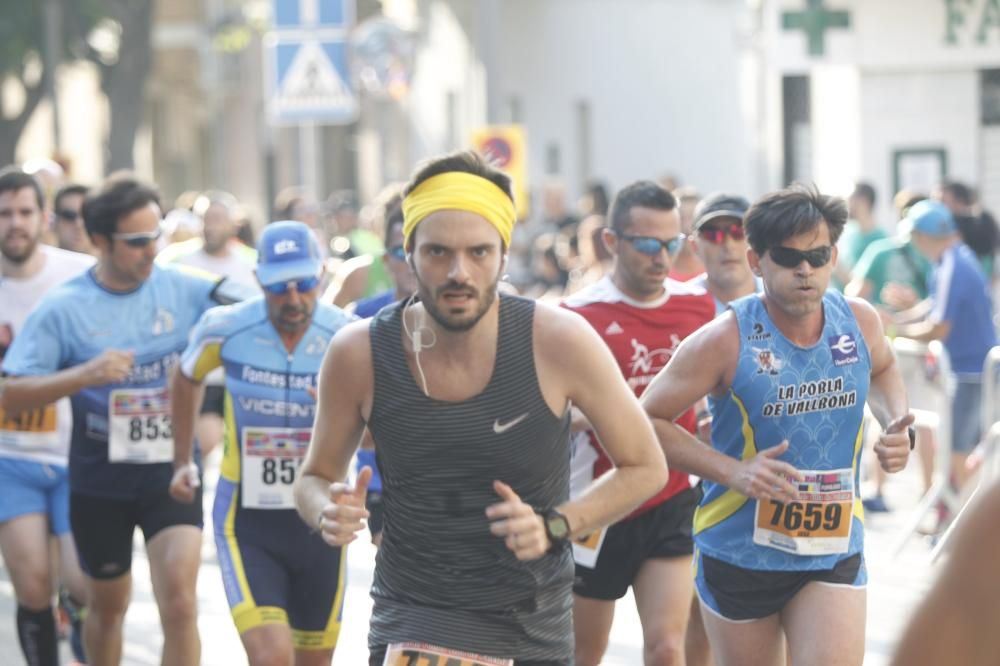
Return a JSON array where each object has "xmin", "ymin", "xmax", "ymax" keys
[{"xmin": 540, "ymin": 508, "xmax": 571, "ymax": 547}]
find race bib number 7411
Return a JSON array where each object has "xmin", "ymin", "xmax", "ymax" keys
[{"xmin": 383, "ymin": 642, "xmax": 513, "ymax": 666}]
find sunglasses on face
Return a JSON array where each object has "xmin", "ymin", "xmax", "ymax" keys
[
  {"xmin": 262, "ymin": 275, "xmax": 320, "ymax": 295},
  {"xmin": 386, "ymin": 245, "xmax": 406, "ymax": 261},
  {"xmin": 767, "ymin": 245, "xmax": 833, "ymax": 269},
  {"xmin": 56, "ymin": 209, "xmax": 80, "ymax": 222},
  {"xmin": 697, "ymin": 222, "xmax": 745, "ymax": 244},
  {"xmin": 112, "ymin": 228, "xmax": 162, "ymax": 248},
  {"xmin": 616, "ymin": 232, "xmax": 686, "ymax": 257}
]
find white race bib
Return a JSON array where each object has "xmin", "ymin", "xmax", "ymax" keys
[
  {"xmin": 383, "ymin": 642, "xmax": 513, "ymax": 666},
  {"xmin": 571, "ymin": 527, "xmax": 607, "ymax": 568},
  {"xmin": 107, "ymin": 388, "xmax": 173, "ymax": 463},
  {"xmin": 753, "ymin": 468, "xmax": 855, "ymax": 556},
  {"xmin": 241, "ymin": 427, "xmax": 310, "ymax": 509}
]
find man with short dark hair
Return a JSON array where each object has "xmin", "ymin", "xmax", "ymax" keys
[
  {"xmin": 642, "ymin": 184, "xmax": 912, "ymax": 666},
  {"xmin": 563, "ymin": 181, "xmax": 714, "ymax": 665},
  {"xmin": 295, "ymin": 150, "xmax": 668, "ymax": 665},
  {"xmin": 0, "ymin": 168, "xmax": 93, "ymax": 666},
  {"xmin": 1, "ymin": 174, "xmax": 236, "ymax": 666},
  {"xmin": 834, "ymin": 182, "xmax": 887, "ymax": 290}
]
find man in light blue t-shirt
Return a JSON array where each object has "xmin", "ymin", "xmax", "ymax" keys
[
  {"xmin": 894, "ymin": 200, "xmax": 998, "ymax": 494},
  {"xmin": 2, "ymin": 175, "xmax": 237, "ymax": 666}
]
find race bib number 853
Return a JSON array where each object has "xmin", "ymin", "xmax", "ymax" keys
[{"xmin": 108, "ymin": 388, "xmax": 173, "ymax": 463}]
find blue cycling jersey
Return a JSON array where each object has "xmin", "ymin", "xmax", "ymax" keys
[{"xmin": 179, "ymin": 297, "xmax": 352, "ymax": 509}]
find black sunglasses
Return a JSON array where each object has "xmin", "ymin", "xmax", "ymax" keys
[
  {"xmin": 768, "ymin": 245, "xmax": 832, "ymax": 269},
  {"xmin": 112, "ymin": 228, "xmax": 162, "ymax": 248},
  {"xmin": 56, "ymin": 209, "xmax": 80, "ymax": 222},
  {"xmin": 616, "ymin": 232, "xmax": 686, "ymax": 257}
]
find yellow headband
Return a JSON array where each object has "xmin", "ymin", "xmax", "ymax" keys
[{"xmin": 402, "ymin": 172, "xmax": 517, "ymax": 249}]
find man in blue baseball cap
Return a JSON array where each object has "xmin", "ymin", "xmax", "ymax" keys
[
  {"xmin": 894, "ymin": 200, "xmax": 998, "ymax": 500},
  {"xmin": 170, "ymin": 219, "xmax": 352, "ymax": 665}
]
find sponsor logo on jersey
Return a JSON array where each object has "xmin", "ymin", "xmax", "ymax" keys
[
  {"xmin": 152, "ymin": 308, "xmax": 175, "ymax": 336},
  {"xmin": 746, "ymin": 321, "xmax": 772, "ymax": 342},
  {"xmin": 604, "ymin": 321, "xmax": 624, "ymax": 336},
  {"xmin": 752, "ymin": 346, "xmax": 782, "ymax": 375},
  {"xmin": 828, "ymin": 333, "xmax": 859, "ymax": 366}
]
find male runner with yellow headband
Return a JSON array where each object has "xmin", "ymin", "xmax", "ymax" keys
[{"xmin": 295, "ymin": 150, "xmax": 668, "ymax": 666}]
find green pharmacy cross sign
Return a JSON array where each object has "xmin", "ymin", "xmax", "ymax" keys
[{"xmin": 782, "ymin": 0, "xmax": 851, "ymax": 56}]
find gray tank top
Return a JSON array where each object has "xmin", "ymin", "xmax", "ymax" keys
[{"xmin": 366, "ymin": 294, "xmax": 574, "ymax": 660}]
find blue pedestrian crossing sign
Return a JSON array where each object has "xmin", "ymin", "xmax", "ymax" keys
[{"xmin": 268, "ymin": 39, "xmax": 357, "ymax": 125}]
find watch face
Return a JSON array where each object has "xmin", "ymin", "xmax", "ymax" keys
[{"xmin": 547, "ymin": 513, "xmax": 570, "ymax": 540}]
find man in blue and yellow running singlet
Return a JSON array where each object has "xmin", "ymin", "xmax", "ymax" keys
[
  {"xmin": 1, "ymin": 174, "xmax": 237, "ymax": 665},
  {"xmin": 169, "ymin": 221, "xmax": 352, "ymax": 665},
  {"xmin": 642, "ymin": 184, "xmax": 913, "ymax": 666},
  {"xmin": 294, "ymin": 150, "xmax": 669, "ymax": 666}
]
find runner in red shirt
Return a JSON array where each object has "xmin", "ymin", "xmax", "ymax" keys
[{"xmin": 563, "ymin": 181, "xmax": 714, "ymax": 665}]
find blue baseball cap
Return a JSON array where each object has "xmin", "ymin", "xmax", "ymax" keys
[
  {"xmin": 256, "ymin": 221, "xmax": 323, "ymax": 286},
  {"xmin": 905, "ymin": 200, "xmax": 956, "ymax": 237}
]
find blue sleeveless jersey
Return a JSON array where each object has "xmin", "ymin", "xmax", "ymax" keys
[{"xmin": 696, "ymin": 291, "xmax": 870, "ymax": 571}]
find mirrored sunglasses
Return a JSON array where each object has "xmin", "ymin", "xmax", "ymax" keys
[
  {"xmin": 262, "ymin": 275, "xmax": 320, "ymax": 295},
  {"xmin": 112, "ymin": 228, "xmax": 162, "ymax": 248},
  {"xmin": 617, "ymin": 232, "xmax": 686, "ymax": 257},
  {"xmin": 697, "ymin": 222, "xmax": 745, "ymax": 244}
]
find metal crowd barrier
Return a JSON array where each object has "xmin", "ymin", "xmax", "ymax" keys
[
  {"xmin": 890, "ymin": 338, "xmax": 957, "ymax": 557},
  {"xmin": 929, "ymin": 345, "xmax": 1000, "ymax": 561}
]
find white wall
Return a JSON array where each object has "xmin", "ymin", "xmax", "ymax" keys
[
  {"xmin": 860, "ymin": 69, "xmax": 980, "ymax": 228},
  {"xmin": 491, "ymin": 0, "xmax": 758, "ymax": 205}
]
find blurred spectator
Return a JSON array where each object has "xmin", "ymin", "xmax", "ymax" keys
[
  {"xmin": 578, "ymin": 179, "xmax": 610, "ymax": 219},
  {"xmin": 275, "ymin": 185, "xmax": 329, "ymax": 258},
  {"xmin": 157, "ymin": 190, "xmax": 258, "ymax": 288},
  {"xmin": 937, "ymin": 180, "xmax": 998, "ymax": 279},
  {"xmin": 348, "ymin": 192, "xmax": 416, "ymax": 318},
  {"xmin": 541, "ymin": 180, "xmax": 579, "ymax": 232},
  {"xmin": 846, "ymin": 212, "xmax": 931, "ymax": 314},
  {"xmin": 161, "ymin": 208, "xmax": 202, "ymax": 245},
  {"xmin": 324, "ymin": 185, "xmax": 398, "ymax": 307},
  {"xmin": 565, "ymin": 214, "xmax": 612, "ymax": 295},
  {"xmin": 51, "ymin": 183, "xmax": 94, "ymax": 255},
  {"xmin": 894, "ymin": 201, "xmax": 997, "ymax": 499},
  {"xmin": 669, "ymin": 186, "xmax": 703, "ymax": 280},
  {"xmin": 834, "ymin": 182, "xmax": 887, "ymax": 291},
  {"xmin": 526, "ymin": 232, "xmax": 570, "ymax": 301}
]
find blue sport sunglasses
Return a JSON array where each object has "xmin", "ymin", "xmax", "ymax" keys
[
  {"xmin": 616, "ymin": 232, "xmax": 686, "ymax": 257},
  {"xmin": 262, "ymin": 275, "xmax": 320, "ymax": 295}
]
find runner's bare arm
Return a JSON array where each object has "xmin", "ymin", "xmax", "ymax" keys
[
  {"xmin": 891, "ymin": 481, "xmax": 1000, "ymax": 666},
  {"xmin": 168, "ymin": 368, "xmax": 205, "ymax": 502},
  {"xmin": 534, "ymin": 304, "xmax": 667, "ymax": 537},
  {"xmin": 294, "ymin": 320, "xmax": 371, "ymax": 543},
  {"xmin": 849, "ymin": 298, "xmax": 912, "ymax": 473},
  {"xmin": 1, "ymin": 349, "xmax": 134, "ymax": 414},
  {"xmin": 641, "ymin": 314, "xmax": 802, "ymax": 502}
]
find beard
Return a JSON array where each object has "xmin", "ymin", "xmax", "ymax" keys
[
  {"xmin": 0, "ymin": 228, "xmax": 39, "ymax": 264},
  {"xmin": 417, "ymin": 276, "xmax": 499, "ymax": 333}
]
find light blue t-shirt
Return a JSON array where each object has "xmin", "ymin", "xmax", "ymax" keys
[
  {"xmin": 928, "ymin": 243, "xmax": 998, "ymax": 378},
  {"xmin": 2, "ymin": 265, "xmax": 220, "ymax": 498}
]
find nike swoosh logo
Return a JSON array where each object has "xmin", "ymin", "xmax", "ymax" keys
[{"xmin": 493, "ymin": 413, "xmax": 529, "ymax": 434}]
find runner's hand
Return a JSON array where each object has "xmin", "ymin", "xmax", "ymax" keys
[
  {"xmin": 83, "ymin": 349, "xmax": 134, "ymax": 385},
  {"xmin": 875, "ymin": 413, "xmax": 914, "ymax": 473},
  {"xmin": 728, "ymin": 440, "xmax": 802, "ymax": 502},
  {"xmin": 486, "ymin": 480, "xmax": 549, "ymax": 561},
  {"xmin": 168, "ymin": 462, "xmax": 200, "ymax": 503},
  {"xmin": 318, "ymin": 466, "xmax": 371, "ymax": 547}
]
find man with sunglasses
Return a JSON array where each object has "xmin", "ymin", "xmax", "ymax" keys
[
  {"xmin": 0, "ymin": 168, "xmax": 93, "ymax": 666},
  {"xmin": 642, "ymin": 184, "xmax": 913, "ymax": 666},
  {"xmin": 170, "ymin": 221, "xmax": 353, "ymax": 665},
  {"xmin": 689, "ymin": 193, "xmax": 761, "ymax": 315},
  {"xmin": 563, "ymin": 181, "xmax": 714, "ymax": 666},
  {"xmin": 52, "ymin": 183, "xmax": 95, "ymax": 256},
  {"xmin": 1, "ymin": 174, "xmax": 235, "ymax": 665}
]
